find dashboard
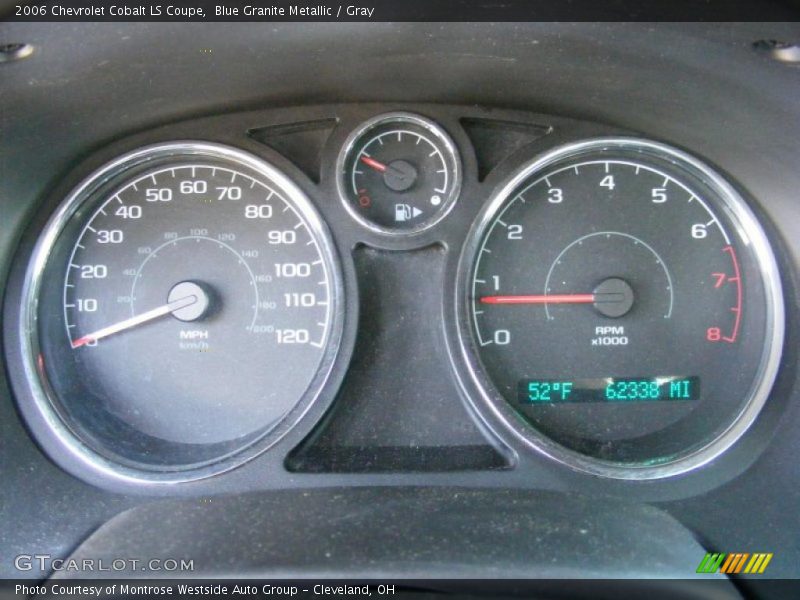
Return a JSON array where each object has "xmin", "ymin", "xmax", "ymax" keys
[{"xmin": 1, "ymin": 21, "xmax": 799, "ymax": 592}]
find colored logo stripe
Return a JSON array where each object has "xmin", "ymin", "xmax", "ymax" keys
[
  {"xmin": 721, "ymin": 553, "xmax": 749, "ymax": 573},
  {"xmin": 697, "ymin": 553, "xmax": 726, "ymax": 573},
  {"xmin": 697, "ymin": 552, "xmax": 773, "ymax": 574},
  {"xmin": 744, "ymin": 553, "xmax": 773, "ymax": 574}
]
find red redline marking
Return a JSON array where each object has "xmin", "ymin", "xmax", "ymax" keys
[
  {"xmin": 360, "ymin": 156, "xmax": 388, "ymax": 173},
  {"xmin": 722, "ymin": 245, "xmax": 742, "ymax": 343},
  {"xmin": 480, "ymin": 294, "xmax": 596, "ymax": 305}
]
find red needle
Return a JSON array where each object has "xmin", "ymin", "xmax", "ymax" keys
[
  {"xmin": 360, "ymin": 155, "xmax": 388, "ymax": 173},
  {"xmin": 480, "ymin": 293, "xmax": 596, "ymax": 305}
]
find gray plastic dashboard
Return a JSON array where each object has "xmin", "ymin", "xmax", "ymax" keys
[{"xmin": 1, "ymin": 22, "xmax": 799, "ymax": 586}]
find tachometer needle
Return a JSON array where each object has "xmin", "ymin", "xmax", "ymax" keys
[
  {"xmin": 359, "ymin": 155, "xmax": 388, "ymax": 173},
  {"xmin": 480, "ymin": 293, "xmax": 596, "ymax": 305},
  {"xmin": 71, "ymin": 294, "xmax": 198, "ymax": 349}
]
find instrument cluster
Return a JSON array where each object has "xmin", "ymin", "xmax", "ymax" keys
[{"xmin": 2, "ymin": 105, "xmax": 786, "ymax": 492}]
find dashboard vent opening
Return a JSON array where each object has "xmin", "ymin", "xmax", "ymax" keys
[
  {"xmin": 248, "ymin": 118, "xmax": 338, "ymax": 183},
  {"xmin": 460, "ymin": 117, "xmax": 552, "ymax": 181}
]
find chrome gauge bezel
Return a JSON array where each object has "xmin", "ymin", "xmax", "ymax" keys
[
  {"xmin": 15, "ymin": 141, "xmax": 346, "ymax": 485},
  {"xmin": 335, "ymin": 112, "xmax": 462, "ymax": 235},
  {"xmin": 455, "ymin": 137, "xmax": 785, "ymax": 480}
]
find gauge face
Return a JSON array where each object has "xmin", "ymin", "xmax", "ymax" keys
[
  {"xmin": 337, "ymin": 113, "xmax": 461, "ymax": 233},
  {"xmin": 461, "ymin": 139, "xmax": 783, "ymax": 478},
  {"xmin": 24, "ymin": 143, "xmax": 343, "ymax": 480}
]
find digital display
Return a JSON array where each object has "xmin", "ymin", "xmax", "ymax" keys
[{"xmin": 517, "ymin": 376, "xmax": 700, "ymax": 404}]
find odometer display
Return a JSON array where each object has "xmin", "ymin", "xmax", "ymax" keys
[
  {"xmin": 23, "ymin": 142, "xmax": 343, "ymax": 480},
  {"xmin": 518, "ymin": 377, "xmax": 700, "ymax": 404},
  {"xmin": 462, "ymin": 138, "xmax": 783, "ymax": 477}
]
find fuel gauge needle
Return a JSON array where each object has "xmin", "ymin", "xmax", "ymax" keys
[
  {"xmin": 71, "ymin": 294, "xmax": 198, "ymax": 349},
  {"xmin": 359, "ymin": 155, "xmax": 417, "ymax": 187},
  {"xmin": 359, "ymin": 155, "xmax": 388, "ymax": 173}
]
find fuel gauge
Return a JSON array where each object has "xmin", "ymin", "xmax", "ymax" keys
[{"xmin": 337, "ymin": 113, "xmax": 461, "ymax": 234}]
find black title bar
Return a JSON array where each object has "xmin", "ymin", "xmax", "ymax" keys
[{"xmin": 4, "ymin": 0, "xmax": 800, "ymax": 22}]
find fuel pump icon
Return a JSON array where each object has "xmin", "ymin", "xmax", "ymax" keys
[{"xmin": 395, "ymin": 204, "xmax": 422, "ymax": 222}]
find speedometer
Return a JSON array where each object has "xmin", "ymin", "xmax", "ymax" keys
[
  {"xmin": 458, "ymin": 138, "xmax": 784, "ymax": 479},
  {"xmin": 15, "ymin": 142, "xmax": 343, "ymax": 482}
]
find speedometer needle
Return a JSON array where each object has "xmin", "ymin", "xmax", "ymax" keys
[
  {"xmin": 480, "ymin": 294, "xmax": 596, "ymax": 305},
  {"xmin": 71, "ymin": 294, "xmax": 198, "ymax": 349}
]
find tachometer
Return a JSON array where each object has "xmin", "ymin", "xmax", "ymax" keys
[
  {"xmin": 16, "ymin": 142, "xmax": 343, "ymax": 482},
  {"xmin": 459, "ymin": 138, "xmax": 784, "ymax": 478}
]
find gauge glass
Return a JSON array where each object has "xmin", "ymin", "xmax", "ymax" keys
[
  {"xmin": 337, "ymin": 113, "xmax": 461, "ymax": 234},
  {"xmin": 21, "ymin": 142, "xmax": 343, "ymax": 480},
  {"xmin": 461, "ymin": 138, "xmax": 783, "ymax": 478}
]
